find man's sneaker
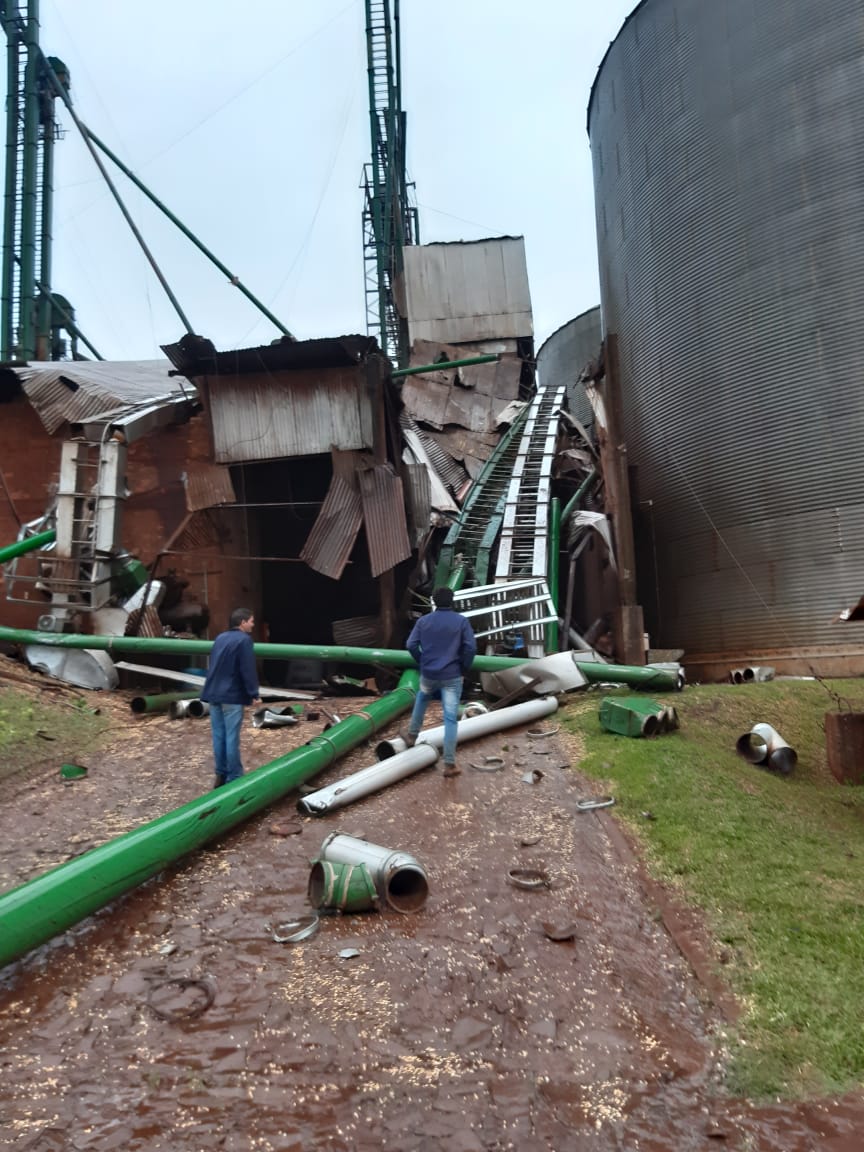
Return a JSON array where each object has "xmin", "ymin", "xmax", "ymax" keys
[
  {"xmin": 442, "ymin": 762, "xmax": 461, "ymax": 778},
  {"xmin": 401, "ymin": 729, "xmax": 418, "ymax": 748}
]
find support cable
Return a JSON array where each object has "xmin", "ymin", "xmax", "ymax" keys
[{"xmin": 38, "ymin": 53, "xmax": 194, "ymax": 336}]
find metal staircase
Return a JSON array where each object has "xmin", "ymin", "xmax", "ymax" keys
[{"xmin": 495, "ymin": 384, "xmax": 565, "ymax": 584}]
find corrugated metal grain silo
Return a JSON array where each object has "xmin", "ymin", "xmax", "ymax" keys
[
  {"xmin": 588, "ymin": 0, "xmax": 864, "ymax": 674},
  {"xmin": 537, "ymin": 307, "xmax": 602, "ymax": 426}
]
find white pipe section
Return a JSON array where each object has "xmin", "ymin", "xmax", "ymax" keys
[
  {"xmin": 375, "ymin": 695, "xmax": 559, "ymax": 759},
  {"xmin": 298, "ymin": 744, "xmax": 439, "ymax": 815},
  {"xmin": 170, "ymin": 699, "xmax": 208, "ymax": 718}
]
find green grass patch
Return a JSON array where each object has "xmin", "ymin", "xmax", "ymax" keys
[
  {"xmin": 0, "ymin": 688, "xmax": 108, "ymax": 781},
  {"xmin": 561, "ymin": 679, "xmax": 864, "ymax": 1099}
]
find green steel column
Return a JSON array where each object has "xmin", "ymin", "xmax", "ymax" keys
[
  {"xmin": 0, "ymin": 526, "xmax": 54, "ymax": 563},
  {"xmin": 18, "ymin": 0, "xmax": 39, "ymax": 359},
  {"xmin": 35, "ymin": 67, "xmax": 53, "ymax": 359},
  {"xmin": 2, "ymin": 7, "xmax": 20, "ymax": 359},
  {"xmin": 562, "ymin": 468, "xmax": 598, "ymax": 523},
  {"xmin": 546, "ymin": 496, "xmax": 561, "ymax": 653},
  {"xmin": 0, "ymin": 671, "xmax": 420, "ymax": 970}
]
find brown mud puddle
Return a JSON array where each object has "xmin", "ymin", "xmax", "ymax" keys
[{"xmin": 0, "ymin": 691, "xmax": 862, "ymax": 1150}]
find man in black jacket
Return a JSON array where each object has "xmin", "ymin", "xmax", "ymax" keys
[
  {"xmin": 405, "ymin": 587, "xmax": 476, "ymax": 776},
  {"xmin": 201, "ymin": 607, "xmax": 260, "ymax": 789}
]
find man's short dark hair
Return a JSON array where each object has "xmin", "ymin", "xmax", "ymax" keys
[
  {"xmin": 230, "ymin": 607, "xmax": 254, "ymax": 628},
  {"xmin": 432, "ymin": 587, "xmax": 454, "ymax": 609}
]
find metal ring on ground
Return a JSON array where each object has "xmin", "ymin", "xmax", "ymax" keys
[
  {"xmin": 576, "ymin": 796, "xmax": 615, "ymax": 812},
  {"xmin": 470, "ymin": 756, "xmax": 505, "ymax": 772},
  {"xmin": 507, "ymin": 867, "xmax": 550, "ymax": 890},
  {"xmin": 272, "ymin": 914, "xmax": 320, "ymax": 943},
  {"xmin": 147, "ymin": 978, "xmax": 215, "ymax": 1022},
  {"xmin": 527, "ymin": 726, "xmax": 560, "ymax": 738}
]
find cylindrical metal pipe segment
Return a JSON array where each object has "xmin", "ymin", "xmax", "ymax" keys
[
  {"xmin": 0, "ymin": 671, "xmax": 419, "ymax": 971},
  {"xmin": 317, "ymin": 832, "xmax": 428, "ymax": 913},
  {"xmin": 0, "ymin": 527, "xmax": 56, "ymax": 564},
  {"xmin": 130, "ymin": 691, "xmax": 200, "ymax": 714},
  {"xmin": 376, "ymin": 695, "xmax": 559, "ymax": 759},
  {"xmin": 170, "ymin": 699, "xmax": 209, "ymax": 718},
  {"xmin": 735, "ymin": 722, "xmax": 798, "ymax": 774},
  {"xmin": 299, "ymin": 744, "xmax": 439, "ymax": 816}
]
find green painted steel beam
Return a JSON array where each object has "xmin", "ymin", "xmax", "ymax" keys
[
  {"xmin": 392, "ymin": 354, "xmax": 499, "ymax": 378},
  {"xmin": 0, "ymin": 526, "xmax": 54, "ymax": 563},
  {"xmin": 0, "ymin": 671, "xmax": 419, "ymax": 971},
  {"xmin": 546, "ymin": 496, "xmax": 561, "ymax": 653}
]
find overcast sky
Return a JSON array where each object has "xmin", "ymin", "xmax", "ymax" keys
[{"xmin": 19, "ymin": 0, "xmax": 636, "ymax": 361}]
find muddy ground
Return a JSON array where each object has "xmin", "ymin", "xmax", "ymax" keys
[{"xmin": 0, "ymin": 676, "xmax": 863, "ymax": 1151}]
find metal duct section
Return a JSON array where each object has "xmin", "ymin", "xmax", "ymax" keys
[{"xmin": 588, "ymin": 0, "xmax": 864, "ymax": 667}]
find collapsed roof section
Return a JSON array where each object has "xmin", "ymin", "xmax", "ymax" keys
[{"xmin": 395, "ymin": 237, "xmax": 535, "ymax": 497}]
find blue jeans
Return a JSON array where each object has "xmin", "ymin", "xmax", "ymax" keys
[
  {"xmin": 409, "ymin": 676, "xmax": 463, "ymax": 764},
  {"xmin": 209, "ymin": 703, "xmax": 245, "ymax": 784}
]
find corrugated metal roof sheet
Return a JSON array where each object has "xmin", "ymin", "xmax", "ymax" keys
[
  {"xmin": 203, "ymin": 368, "xmax": 374, "ymax": 463},
  {"xmin": 332, "ymin": 615, "xmax": 380, "ymax": 646},
  {"xmin": 13, "ymin": 360, "xmax": 185, "ymax": 435},
  {"xmin": 183, "ymin": 464, "xmax": 236, "ymax": 512},
  {"xmin": 162, "ymin": 333, "xmax": 379, "ymax": 378},
  {"xmin": 358, "ymin": 464, "xmax": 411, "ymax": 578},
  {"xmin": 300, "ymin": 474, "xmax": 363, "ymax": 580},
  {"xmin": 401, "ymin": 238, "xmax": 533, "ymax": 344},
  {"xmin": 402, "ymin": 461, "xmax": 432, "ymax": 545}
]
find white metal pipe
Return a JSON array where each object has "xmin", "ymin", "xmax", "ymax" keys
[
  {"xmin": 375, "ymin": 694, "xmax": 559, "ymax": 759},
  {"xmin": 298, "ymin": 744, "xmax": 439, "ymax": 816},
  {"xmin": 170, "ymin": 698, "xmax": 209, "ymax": 718}
]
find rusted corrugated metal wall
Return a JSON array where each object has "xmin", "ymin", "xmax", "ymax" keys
[{"xmin": 589, "ymin": 0, "xmax": 864, "ymax": 659}]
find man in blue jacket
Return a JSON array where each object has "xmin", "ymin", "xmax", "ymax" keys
[
  {"xmin": 405, "ymin": 587, "xmax": 477, "ymax": 776},
  {"xmin": 201, "ymin": 607, "xmax": 260, "ymax": 789}
]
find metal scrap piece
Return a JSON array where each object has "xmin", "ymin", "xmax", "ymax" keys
[
  {"xmin": 272, "ymin": 914, "xmax": 320, "ymax": 944},
  {"xmin": 576, "ymin": 796, "xmax": 615, "ymax": 812},
  {"xmin": 507, "ymin": 867, "xmax": 550, "ymax": 890}
]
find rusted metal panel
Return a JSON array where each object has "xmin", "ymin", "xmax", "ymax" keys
[
  {"xmin": 401, "ymin": 238, "xmax": 533, "ymax": 345},
  {"xmin": 183, "ymin": 464, "xmax": 236, "ymax": 512},
  {"xmin": 358, "ymin": 465, "xmax": 411, "ymax": 578},
  {"xmin": 399, "ymin": 376, "xmax": 451, "ymax": 429},
  {"xmin": 300, "ymin": 475, "xmax": 363, "ymax": 580},
  {"xmin": 201, "ymin": 368, "xmax": 374, "ymax": 463},
  {"xmin": 14, "ymin": 360, "xmax": 185, "ymax": 435}
]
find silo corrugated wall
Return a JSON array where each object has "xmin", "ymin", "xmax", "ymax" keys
[
  {"xmin": 537, "ymin": 308, "xmax": 602, "ymax": 427},
  {"xmin": 588, "ymin": 0, "xmax": 864, "ymax": 670}
]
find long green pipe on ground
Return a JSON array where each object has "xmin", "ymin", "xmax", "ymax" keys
[
  {"xmin": 0, "ymin": 670, "xmax": 419, "ymax": 972},
  {"xmin": 0, "ymin": 528, "xmax": 56, "ymax": 564},
  {"xmin": 0, "ymin": 625, "xmax": 679, "ymax": 690}
]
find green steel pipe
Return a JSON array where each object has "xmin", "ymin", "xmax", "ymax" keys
[
  {"xmin": 130, "ymin": 691, "xmax": 199, "ymax": 715},
  {"xmin": 0, "ymin": 625, "xmax": 528, "ymax": 672},
  {"xmin": 392, "ymin": 354, "xmax": 500, "ymax": 378},
  {"xmin": 0, "ymin": 526, "xmax": 55, "ymax": 563},
  {"xmin": 446, "ymin": 563, "xmax": 466, "ymax": 592},
  {"xmin": 546, "ymin": 496, "xmax": 561, "ymax": 653},
  {"xmin": 83, "ymin": 127, "xmax": 294, "ymax": 341},
  {"xmin": 562, "ymin": 468, "xmax": 598, "ymax": 523},
  {"xmin": 0, "ymin": 624, "xmax": 679, "ymax": 689},
  {"xmin": 0, "ymin": 670, "xmax": 419, "ymax": 971}
]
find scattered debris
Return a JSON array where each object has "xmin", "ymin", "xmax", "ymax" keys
[
  {"xmin": 541, "ymin": 921, "xmax": 579, "ymax": 942},
  {"xmin": 338, "ymin": 948, "xmax": 361, "ymax": 960},
  {"xmin": 271, "ymin": 915, "xmax": 320, "ymax": 944},
  {"xmin": 507, "ymin": 867, "xmax": 550, "ymax": 890},
  {"xmin": 59, "ymin": 763, "xmax": 88, "ymax": 780},
  {"xmin": 527, "ymin": 726, "xmax": 560, "ymax": 738},
  {"xmin": 520, "ymin": 835, "xmax": 542, "ymax": 847},
  {"xmin": 268, "ymin": 820, "xmax": 303, "ymax": 837},
  {"xmin": 252, "ymin": 704, "xmax": 300, "ymax": 729},
  {"xmin": 576, "ymin": 796, "xmax": 615, "ymax": 812},
  {"xmin": 147, "ymin": 978, "xmax": 215, "ymax": 1022},
  {"xmin": 470, "ymin": 756, "xmax": 504, "ymax": 772},
  {"xmin": 157, "ymin": 942, "xmax": 177, "ymax": 956},
  {"xmin": 521, "ymin": 769, "xmax": 544, "ymax": 784}
]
